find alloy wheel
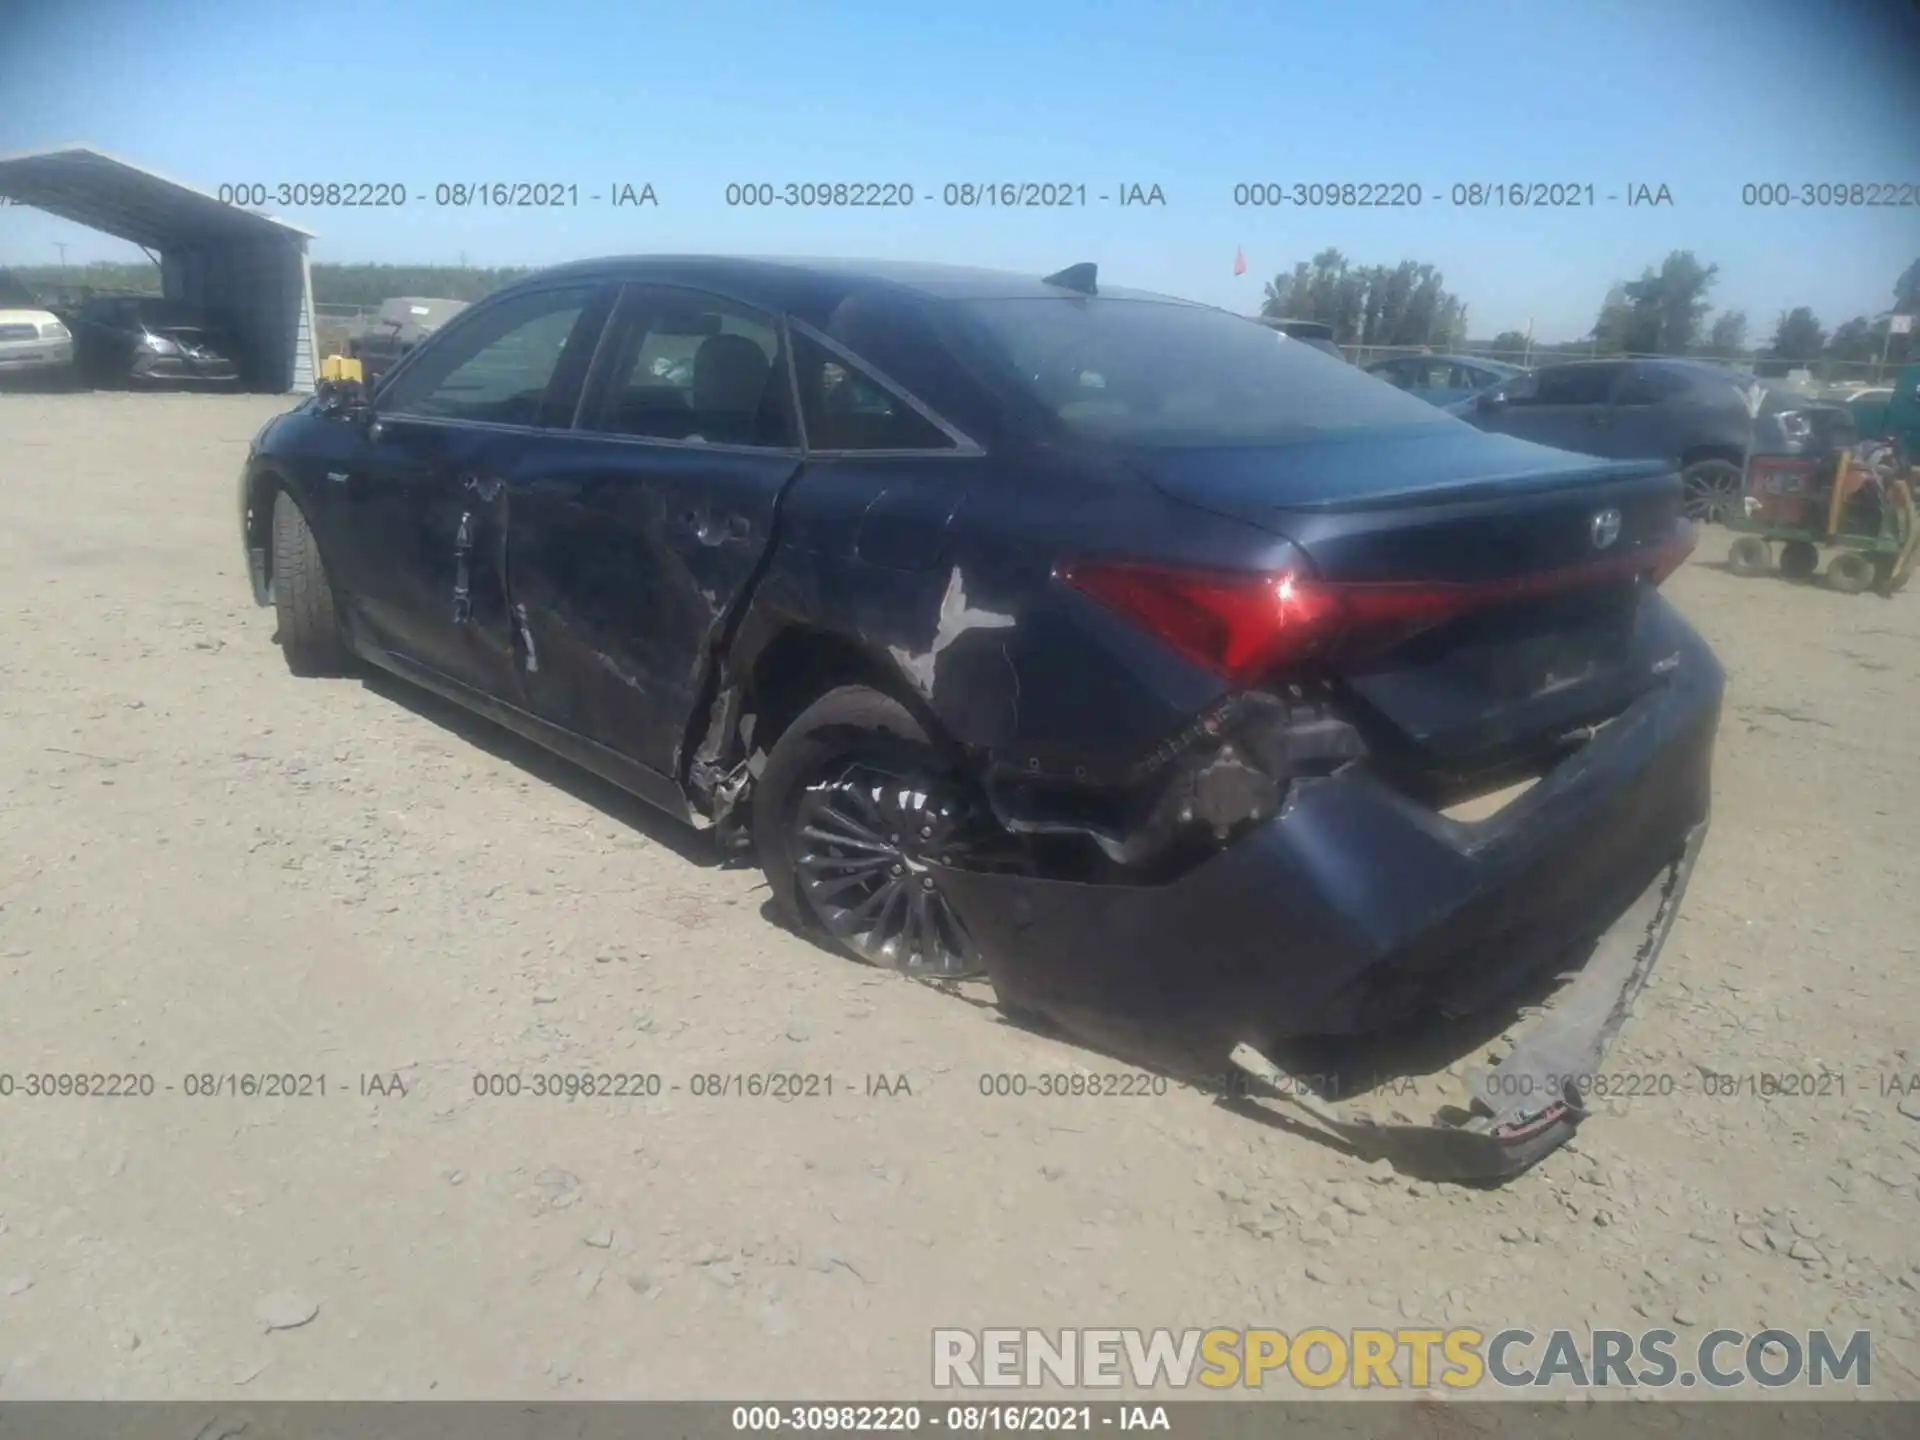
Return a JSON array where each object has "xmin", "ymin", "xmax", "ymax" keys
[
  {"xmin": 792, "ymin": 763, "xmax": 982, "ymax": 979},
  {"xmin": 1682, "ymin": 463, "xmax": 1742, "ymax": 525}
]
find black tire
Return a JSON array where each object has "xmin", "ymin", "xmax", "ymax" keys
[
  {"xmin": 270, "ymin": 489, "xmax": 349, "ymax": 676},
  {"xmin": 1681, "ymin": 459, "xmax": 1744, "ymax": 525},
  {"xmin": 753, "ymin": 684, "xmax": 986, "ymax": 980},
  {"xmin": 1726, "ymin": 536, "xmax": 1772, "ymax": 577},
  {"xmin": 1778, "ymin": 539, "xmax": 1820, "ymax": 582},
  {"xmin": 1824, "ymin": 551, "xmax": 1875, "ymax": 595}
]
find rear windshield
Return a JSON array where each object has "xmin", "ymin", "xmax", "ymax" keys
[{"xmin": 947, "ymin": 297, "xmax": 1453, "ymax": 445}]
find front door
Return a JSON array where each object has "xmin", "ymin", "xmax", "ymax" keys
[
  {"xmin": 504, "ymin": 284, "xmax": 803, "ymax": 775},
  {"xmin": 336, "ymin": 282, "xmax": 611, "ymax": 702},
  {"xmin": 1476, "ymin": 362, "xmax": 1625, "ymax": 457}
]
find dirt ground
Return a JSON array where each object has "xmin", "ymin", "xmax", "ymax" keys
[{"xmin": 1, "ymin": 392, "xmax": 1917, "ymax": 1401}]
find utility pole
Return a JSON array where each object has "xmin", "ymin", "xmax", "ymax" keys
[
  {"xmin": 1523, "ymin": 318, "xmax": 1534, "ymax": 367},
  {"xmin": 1878, "ymin": 314, "xmax": 1911, "ymax": 384},
  {"xmin": 53, "ymin": 242, "xmax": 66, "ymax": 283}
]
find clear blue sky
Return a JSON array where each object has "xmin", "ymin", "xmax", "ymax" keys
[{"xmin": 2, "ymin": 0, "xmax": 1916, "ymax": 342}]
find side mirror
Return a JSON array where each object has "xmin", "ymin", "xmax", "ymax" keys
[
  {"xmin": 1478, "ymin": 390, "xmax": 1507, "ymax": 410},
  {"xmin": 315, "ymin": 376, "xmax": 373, "ymax": 423}
]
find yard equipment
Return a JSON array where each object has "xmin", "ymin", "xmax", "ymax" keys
[{"xmin": 1728, "ymin": 439, "xmax": 1918, "ymax": 596}]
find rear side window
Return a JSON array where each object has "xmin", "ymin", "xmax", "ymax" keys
[
  {"xmin": 792, "ymin": 329, "xmax": 954, "ymax": 452},
  {"xmin": 949, "ymin": 297, "xmax": 1451, "ymax": 445}
]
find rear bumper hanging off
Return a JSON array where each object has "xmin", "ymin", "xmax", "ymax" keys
[{"xmin": 1227, "ymin": 819, "xmax": 1707, "ymax": 1182}]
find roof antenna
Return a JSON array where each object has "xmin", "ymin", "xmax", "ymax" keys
[{"xmin": 1042, "ymin": 262, "xmax": 1097, "ymax": 295}]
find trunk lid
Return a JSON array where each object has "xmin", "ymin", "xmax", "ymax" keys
[{"xmin": 1129, "ymin": 428, "xmax": 1689, "ymax": 779}]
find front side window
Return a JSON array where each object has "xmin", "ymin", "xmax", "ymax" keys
[
  {"xmin": 947, "ymin": 298, "xmax": 1451, "ymax": 446},
  {"xmin": 1531, "ymin": 365, "xmax": 1622, "ymax": 406},
  {"xmin": 583, "ymin": 287, "xmax": 792, "ymax": 448},
  {"xmin": 381, "ymin": 285, "xmax": 599, "ymax": 427},
  {"xmin": 1407, "ymin": 361, "xmax": 1461, "ymax": 392},
  {"xmin": 1616, "ymin": 366, "xmax": 1692, "ymax": 405}
]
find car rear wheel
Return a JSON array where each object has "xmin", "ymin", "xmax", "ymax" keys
[
  {"xmin": 1680, "ymin": 459, "xmax": 1743, "ymax": 525},
  {"xmin": 270, "ymin": 490, "xmax": 349, "ymax": 676},
  {"xmin": 753, "ymin": 685, "xmax": 986, "ymax": 981}
]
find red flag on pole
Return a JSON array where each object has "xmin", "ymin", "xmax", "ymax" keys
[{"xmin": 1233, "ymin": 246, "xmax": 1248, "ymax": 277}]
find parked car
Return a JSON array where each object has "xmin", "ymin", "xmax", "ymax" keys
[
  {"xmin": 1365, "ymin": 353, "xmax": 1526, "ymax": 407},
  {"xmin": 64, "ymin": 295, "xmax": 241, "ymax": 386},
  {"xmin": 1454, "ymin": 358, "xmax": 1856, "ymax": 524},
  {"xmin": 347, "ymin": 297, "xmax": 469, "ymax": 383},
  {"xmin": 0, "ymin": 269, "xmax": 74, "ymax": 381},
  {"xmin": 1256, "ymin": 316, "xmax": 1345, "ymax": 360},
  {"xmin": 239, "ymin": 256, "xmax": 1721, "ymax": 1177},
  {"xmin": 1846, "ymin": 386, "xmax": 1895, "ymax": 437}
]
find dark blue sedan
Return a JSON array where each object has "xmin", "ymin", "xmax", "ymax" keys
[{"xmin": 237, "ymin": 256, "xmax": 1720, "ymax": 1177}]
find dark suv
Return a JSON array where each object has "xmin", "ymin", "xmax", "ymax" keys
[{"xmin": 1457, "ymin": 358, "xmax": 1856, "ymax": 523}]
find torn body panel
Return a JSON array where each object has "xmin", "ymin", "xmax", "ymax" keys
[
  {"xmin": 1229, "ymin": 817, "xmax": 1705, "ymax": 1181},
  {"xmin": 500, "ymin": 437, "xmax": 801, "ymax": 779},
  {"xmin": 731, "ymin": 449, "xmax": 1286, "ymax": 771},
  {"xmin": 925, "ymin": 620, "xmax": 1721, "ymax": 1089}
]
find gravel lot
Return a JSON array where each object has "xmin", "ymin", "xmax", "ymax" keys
[{"xmin": 2, "ymin": 392, "xmax": 1917, "ymax": 1400}]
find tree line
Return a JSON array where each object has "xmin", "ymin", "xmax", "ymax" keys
[
  {"xmin": 1, "ymin": 261, "xmax": 536, "ymax": 308},
  {"xmin": 1262, "ymin": 248, "xmax": 1918, "ymax": 373},
  {"xmin": 11, "ymin": 253, "xmax": 1916, "ymax": 372}
]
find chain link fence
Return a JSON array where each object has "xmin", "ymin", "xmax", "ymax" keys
[
  {"xmin": 314, "ymin": 304, "xmax": 377, "ymax": 359},
  {"xmin": 1340, "ymin": 344, "xmax": 1908, "ymax": 395}
]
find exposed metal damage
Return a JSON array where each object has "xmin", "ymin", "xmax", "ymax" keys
[{"xmin": 886, "ymin": 565, "xmax": 1015, "ymax": 693}]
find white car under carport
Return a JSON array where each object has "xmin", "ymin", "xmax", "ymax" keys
[{"xmin": 0, "ymin": 271, "xmax": 72, "ymax": 378}]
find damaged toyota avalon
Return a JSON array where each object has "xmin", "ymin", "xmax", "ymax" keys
[{"xmin": 238, "ymin": 256, "xmax": 1722, "ymax": 1179}]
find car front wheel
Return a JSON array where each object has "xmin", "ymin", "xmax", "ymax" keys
[
  {"xmin": 270, "ymin": 490, "xmax": 349, "ymax": 676},
  {"xmin": 752, "ymin": 685, "xmax": 987, "ymax": 980}
]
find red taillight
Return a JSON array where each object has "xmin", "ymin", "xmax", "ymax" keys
[
  {"xmin": 1060, "ymin": 527, "xmax": 1696, "ymax": 684},
  {"xmin": 1056, "ymin": 561, "xmax": 1344, "ymax": 683}
]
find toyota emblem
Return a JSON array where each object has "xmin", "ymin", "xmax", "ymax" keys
[{"xmin": 1591, "ymin": 507, "xmax": 1623, "ymax": 550}]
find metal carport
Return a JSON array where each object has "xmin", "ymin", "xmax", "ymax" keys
[{"xmin": 0, "ymin": 145, "xmax": 318, "ymax": 394}]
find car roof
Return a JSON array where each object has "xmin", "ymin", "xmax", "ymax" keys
[
  {"xmin": 1536, "ymin": 356, "xmax": 1729, "ymax": 374},
  {"xmin": 498, "ymin": 255, "xmax": 1206, "ymax": 323}
]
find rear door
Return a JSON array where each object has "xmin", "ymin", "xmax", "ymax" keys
[
  {"xmin": 503, "ymin": 283, "xmax": 802, "ymax": 775},
  {"xmin": 332, "ymin": 281, "xmax": 612, "ymax": 701},
  {"xmin": 1473, "ymin": 363, "xmax": 1624, "ymax": 455}
]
